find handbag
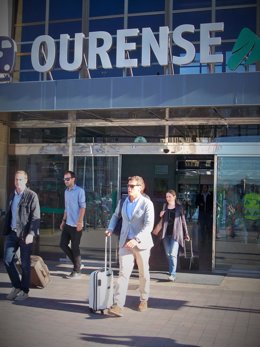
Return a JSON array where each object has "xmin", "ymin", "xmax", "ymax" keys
[
  {"xmin": 152, "ymin": 218, "xmax": 163, "ymax": 236},
  {"xmin": 152, "ymin": 203, "xmax": 167, "ymax": 236}
]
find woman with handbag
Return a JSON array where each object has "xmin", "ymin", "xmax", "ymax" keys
[{"xmin": 153, "ymin": 189, "xmax": 190, "ymax": 281}]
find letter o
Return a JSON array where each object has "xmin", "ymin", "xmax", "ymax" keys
[{"xmin": 31, "ymin": 35, "xmax": 56, "ymax": 72}]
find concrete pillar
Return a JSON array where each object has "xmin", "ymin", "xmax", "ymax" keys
[{"xmin": 0, "ymin": 0, "xmax": 13, "ymax": 36}]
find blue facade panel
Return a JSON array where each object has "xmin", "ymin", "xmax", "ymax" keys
[{"xmin": 0, "ymin": 73, "xmax": 259, "ymax": 112}]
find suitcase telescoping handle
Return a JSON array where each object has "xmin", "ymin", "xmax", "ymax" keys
[
  {"xmin": 183, "ymin": 239, "xmax": 194, "ymax": 271},
  {"xmin": 104, "ymin": 235, "xmax": 112, "ymax": 271},
  {"xmin": 183, "ymin": 239, "xmax": 194, "ymax": 258}
]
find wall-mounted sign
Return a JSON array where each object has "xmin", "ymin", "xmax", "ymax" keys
[
  {"xmin": 0, "ymin": 36, "xmax": 17, "ymax": 82},
  {"xmin": 31, "ymin": 23, "xmax": 224, "ymax": 73},
  {"xmin": 1, "ymin": 24, "xmax": 259, "ymax": 81}
]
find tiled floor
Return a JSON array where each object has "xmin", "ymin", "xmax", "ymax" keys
[{"xmin": 0, "ymin": 260, "xmax": 260, "ymax": 347}]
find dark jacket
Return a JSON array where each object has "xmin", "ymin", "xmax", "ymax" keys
[
  {"xmin": 4, "ymin": 187, "xmax": 40, "ymax": 239},
  {"xmin": 196, "ymin": 192, "xmax": 213, "ymax": 217},
  {"xmin": 161, "ymin": 203, "xmax": 189, "ymax": 248}
]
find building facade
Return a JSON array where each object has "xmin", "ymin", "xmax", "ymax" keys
[{"xmin": 0, "ymin": 0, "xmax": 259, "ymax": 273}]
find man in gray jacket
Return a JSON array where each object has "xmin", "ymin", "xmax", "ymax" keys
[
  {"xmin": 106, "ymin": 176, "xmax": 154, "ymax": 317},
  {"xmin": 3, "ymin": 170, "xmax": 40, "ymax": 301}
]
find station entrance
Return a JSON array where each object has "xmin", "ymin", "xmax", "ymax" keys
[
  {"xmin": 7, "ymin": 150, "xmax": 260, "ymax": 274},
  {"xmin": 121, "ymin": 154, "xmax": 214, "ymax": 273}
]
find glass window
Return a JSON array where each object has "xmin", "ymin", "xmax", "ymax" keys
[
  {"xmin": 51, "ymin": 70, "xmax": 79, "ymax": 80},
  {"xmin": 22, "ymin": 0, "xmax": 46, "ymax": 22},
  {"xmin": 216, "ymin": 8, "xmax": 256, "ymax": 40},
  {"xmin": 10, "ymin": 128, "xmax": 67, "ymax": 144},
  {"xmin": 49, "ymin": 0, "xmax": 82, "ymax": 21},
  {"xmin": 89, "ymin": 68, "xmax": 123, "ymax": 78},
  {"xmin": 178, "ymin": 51, "xmax": 203, "ymax": 75},
  {"xmin": 20, "ymin": 51, "xmax": 33, "ymax": 71},
  {"xmin": 76, "ymin": 126, "xmax": 164, "ymax": 143},
  {"xmin": 128, "ymin": 15, "xmax": 164, "ymax": 32},
  {"xmin": 133, "ymin": 65, "xmax": 164, "ymax": 76},
  {"xmin": 21, "ymin": 25, "xmax": 45, "ymax": 42},
  {"xmin": 48, "ymin": 21, "xmax": 82, "ymax": 38},
  {"xmin": 89, "ymin": 0, "xmax": 124, "ymax": 17},
  {"xmin": 74, "ymin": 156, "xmax": 119, "ymax": 227},
  {"xmin": 173, "ymin": 0, "xmax": 212, "ymax": 10},
  {"xmin": 173, "ymin": 11, "xmax": 211, "ymax": 35},
  {"xmin": 19, "ymin": 71, "xmax": 41, "ymax": 82},
  {"xmin": 216, "ymin": 0, "xmax": 256, "ymax": 5},
  {"xmin": 216, "ymin": 156, "xmax": 260, "ymax": 272},
  {"xmin": 128, "ymin": 0, "xmax": 165, "ymax": 14},
  {"xmin": 89, "ymin": 18, "xmax": 124, "ymax": 36}
]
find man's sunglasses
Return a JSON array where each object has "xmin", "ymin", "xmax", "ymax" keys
[
  {"xmin": 127, "ymin": 184, "xmax": 140, "ymax": 189},
  {"xmin": 63, "ymin": 177, "xmax": 72, "ymax": 181}
]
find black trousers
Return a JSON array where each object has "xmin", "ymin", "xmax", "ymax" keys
[{"xmin": 59, "ymin": 224, "xmax": 82, "ymax": 272}]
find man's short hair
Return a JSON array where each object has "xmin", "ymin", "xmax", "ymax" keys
[
  {"xmin": 15, "ymin": 170, "xmax": 28, "ymax": 180},
  {"xmin": 64, "ymin": 170, "xmax": 75, "ymax": 178},
  {"xmin": 128, "ymin": 176, "xmax": 145, "ymax": 190}
]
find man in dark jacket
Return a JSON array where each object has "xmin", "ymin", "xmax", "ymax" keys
[
  {"xmin": 3, "ymin": 170, "xmax": 40, "ymax": 301},
  {"xmin": 196, "ymin": 184, "xmax": 213, "ymax": 243}
]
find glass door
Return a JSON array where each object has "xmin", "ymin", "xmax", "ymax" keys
[
  {"xmin": 215, "ymin": 156, "xmax": 260, "ymax": 272},
  {"xmin": 74, "ymin": 156, "xmax": 119, "ymax": 229}
]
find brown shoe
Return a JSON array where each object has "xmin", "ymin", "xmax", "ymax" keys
[
  {"xmin": 108, "ymin": 304, "xmax": 124, "ymax": 317},
  {"xmin": 138, "ymin": 300, "xmax": 148, "ymax": 312}
]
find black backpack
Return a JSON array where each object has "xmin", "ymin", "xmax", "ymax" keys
[{"xmin": 113, "ymin": 198, "xmax": 125, "ymax": 236}]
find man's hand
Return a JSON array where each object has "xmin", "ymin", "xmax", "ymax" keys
[
  {"xmin": 125, "ymin": 239, "xmax": 138, "ymax": 249},
  {"xmin": 105, "ymin": 230, "xmax": 112, "ymax": 237},
  {"xmin": 159, "ymin": 210, "xmax": 166, "ymax": 218},
  {"xmin": 25, "ymin": 234, "xmax": 34, "ymax": 244},
  {"xmin": 185, "ymin": 235, "xmax": 191, "ymax": 241},
  {"xmin": 76, "ymin": 221, "xmax": 83, "ymax": 232}
]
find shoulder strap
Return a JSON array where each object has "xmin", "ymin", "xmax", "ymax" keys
[
  {"xmin": 118, "ymin": 197, "xmax": 126, "ymax": 217},
  {"xmin": 120, "ymin": 197, "xmax": 125, "ymax": 209}
]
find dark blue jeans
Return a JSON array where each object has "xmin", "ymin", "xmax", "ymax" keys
[{"xmin": 4, "ymin": 231, "xmax": 32, "ymax": 293}]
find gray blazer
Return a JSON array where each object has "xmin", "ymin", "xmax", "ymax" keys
[{"xmin": 108, "ymin": 194, "xmax": 154, "ymax": 250}]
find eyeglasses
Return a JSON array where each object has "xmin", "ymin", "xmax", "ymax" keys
[
  {"xmin": 64, "ymin": 177, "xmax": 72, "ymax": 181},
  {"xmin": 127, "ymin": 184, "xmax": 140, "ymax": 189}
]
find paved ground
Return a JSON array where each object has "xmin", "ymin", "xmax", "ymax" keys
[{"xmin": 0, "ymin": 259, "xmax": 260, "ymax": 347}]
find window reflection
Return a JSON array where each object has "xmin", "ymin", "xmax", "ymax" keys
[
  {"xmin": 216, "ymin": 156, "xmax": 260, "ymax": 271},
  {"xmin": 74, "ymin": 156, "xmax": 119, "ymax": 229}
]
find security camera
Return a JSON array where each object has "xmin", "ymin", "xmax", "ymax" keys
[{"xmin": 163, "ymin": 148, "xmax": 170, "ymax": 154}]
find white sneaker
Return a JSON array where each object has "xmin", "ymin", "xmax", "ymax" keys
[
  {"xmin": 14, "ymin": 291, "xmax": 29, "ymax": 301},
  {"xmin": 6, "ymin": 287, "xmax": 21, "ymax": 300},
  {"xmin": 168, "ymin": 275, "xmax": 176, "ymax": 282}
]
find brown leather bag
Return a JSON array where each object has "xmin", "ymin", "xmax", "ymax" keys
[
  {"xmin": 152, "ymin": 218, "xmax": 163, "ymax": 236},
  {"xmin": 152, "ymin": 203, "xmax": 167, "ymax": 237}
]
